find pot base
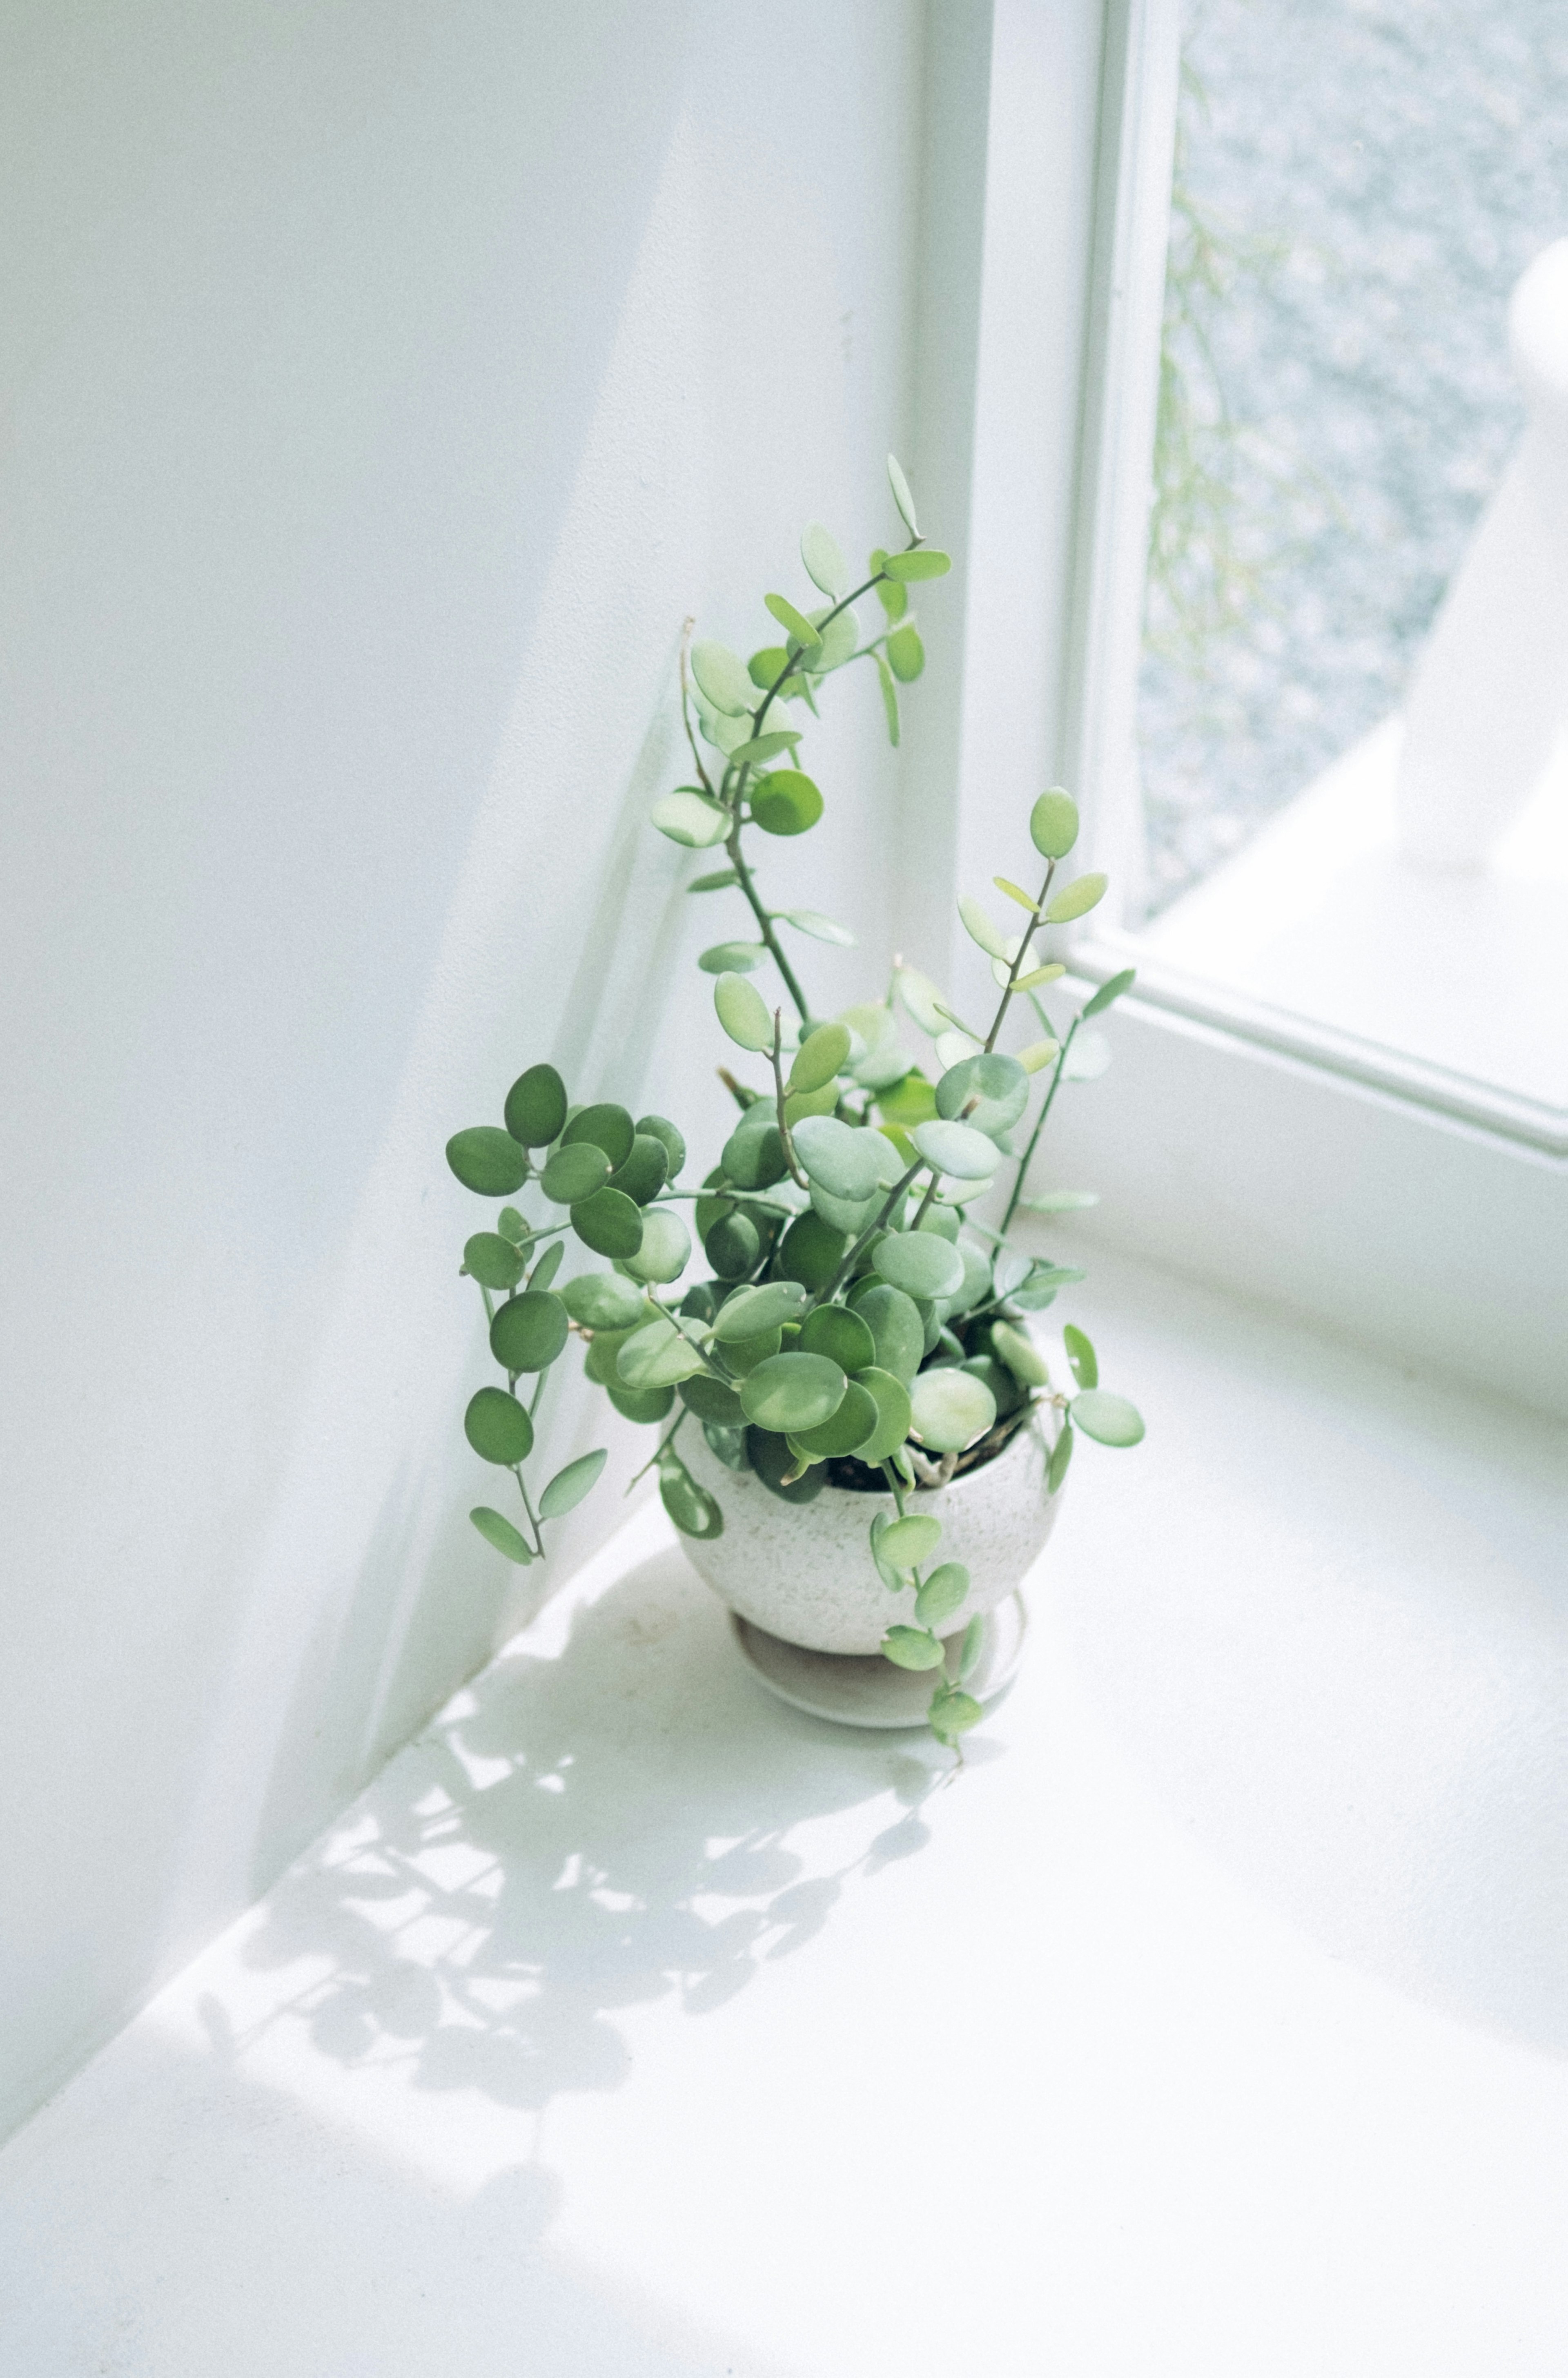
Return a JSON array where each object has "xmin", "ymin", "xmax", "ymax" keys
[{"xmin": 731, "ymin": 1592, "xmax": 1027, "ymax": 1731}]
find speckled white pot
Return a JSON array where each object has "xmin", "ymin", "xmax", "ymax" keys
[{"xmin": 680, "ymin": 1414, "xmax": 1060, "ymax": 1655}]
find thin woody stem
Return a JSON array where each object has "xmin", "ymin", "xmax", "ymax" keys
[
  {"xmin": 982, "ymin": 860, "xmax": 1055, "ymax": 1053},
  {"xmin": 769, "ymin": 1011, "xmax": 810, "ymax": 1189}
]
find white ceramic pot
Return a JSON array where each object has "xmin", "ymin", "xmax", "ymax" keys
[{"xmin": 679, "ymin": 1414, "xmax": 1060, "ymax": 1655}]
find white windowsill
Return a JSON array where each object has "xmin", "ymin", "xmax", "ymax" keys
[{"xmin": 2, "ymin": 1246, "xmax": 1565, "ymax": 2377}]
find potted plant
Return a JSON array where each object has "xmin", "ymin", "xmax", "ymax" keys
[{"xmin": 444, "ymin": 456, "xmax": 1144, "ymax": 1751}]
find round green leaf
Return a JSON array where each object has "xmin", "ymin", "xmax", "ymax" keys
[
  {"xmin": 714, "ymin": 970, "xmax": 775, "ymax": 1052},
  {"xmin": 849, "ymin": 1365, "xmax": 913, "ymax": 1463},
  {"xmin": 748, "ymin": 1426, "xmax": 824, "ymax": 1504},
  {"xmin": 961, "ymin": 1355, "xmax": 1024, "ymax": 1421},
  {"xmin": 739, "ymin": 1352, "xmax": 848, "ymax": 1434},
  {"xmin": 775, "ymin": 1210, "xmax": 847, "ymax": 1292},
  {"xmin": 1082, "ymin": 967, "xmax": 1136, "ymax": 1019},
  {"xmin": 728, "ymin": 729, "xmax": 802, "ymax": 771},
  {"xmin": 800, "ymin": 521, "xmax": 849, "ymax": 598},
  {"xmin": 810, "ymin": 1182, "xmax": 880, "ymax": 1238},
  {"xmin": 1044, "ymin": 871, "xmax": 1109, "ymax": 925},
  {"xmin": 778, "ymin": 909, "xmax": 856, "ymax": 947},
  {"xmin": 887, "ymin": 453, "xmax": 920, "ymax": 537},
  {"xmin": 991, "ymin": 1319, "xmax": 1050, "ymax": 1386},
  {"xmin": 608, "ymin": 1134, "xmax": 668, "ymax": 1206},
  {"xmin": 607, "ymin": 1382, "xmax": 675, "ymax": 1424},
  {"xmin": 958, "ymin": 894, "xmax": 1007, "ymax": 959},
  {"xmin": 929, "ymin": 1683, "xmax": 984, "ymax": 1740},
  {"xmin": 912, "ymin": 1119, "xmax": 1000, "ymax": 1181},
  {"xmin": 882, "ymin": 549, "xmax": 950, "ymax": 582},
  {"xmin": 679, "ymin": 1373, "xmax": 746, "ymax": 1425},
  {"xmin": 947, "ymin": 1244, "xmax": 994, "ymax": 1316},
  {"xmin": 1063, "ymin": 1323, "xmax": 1098, "ymax": 1389},
  {"xmin": 659, "ymin": 1456, "xmax": 724, "ymax": 1539},
  {"xmin": 872, "ymin": 1233, "xmax": 964, "ymax": 1302},
  {"xmin": 750, "ymin": 772, "xmax": 823, "ymax": 837},
  {"xmin": 712, "ymin": 1279, "xmax": 808, "ymax": 1341},
  {"xmin": 792, "ymin": 1114, "xmax": 884, "ymax": 1202},
  {"xmin": 910, "ymin": 1367, "xmax": 996, "ymax": 1452},
  {"xmin": 538, "ymin": 1447, "xmax": 608, "ymax": 1519},
  {"xmin": 528, "ymin": 1242, "xmax": 564, "ymax": 1293},
  {"xmin": 717, "ymin": 1327, "xmax": 782, "ymax": 1377},
  {"xmin": 957, "ymin": 1615, "xmax": 985, "ymax": 1681},
  {"xmin": 561, "ymin": 1271, "xmax": 644, "ymax": 1330},
  {"xmin": 464, "ymin": 1386, "xmax": 534, "ymax": 1466},
  {"xmin": 886, "ymin": 623, "xmax": 924, "ymax": 682},
  {"xmin": 1029, "ymin": 788, "xmax": 1080, "ymax": 860},
  {"xmin": 880, "ymin": 1513, "xmax": 942, "ymax": 1570},
  {"xmin": 470, "ymin": 1506, "xmax": 533, "ymax": 1564},
  {"xmin": 915, "ymin": 1561, "xmax": 970, "ymax": 1629},
  {"xmin": 447, "ymin": 1127, "xmax": 530, "ymax": 1196},
  {"xmin": 540, "ymin": 1141, "xmax": 610, "ymax": 1204},
  {"xmin": 849, "ymin": 1282, "xmax": 925, "ymax": 1383},
  {"xmin": 636, "ymin": 1113, "xmax": 686, "ymax": 1180},
  {"xmin": 1070, "ymin": 1390, "xmax": 1145, "ymax": 1447},
  {"xmin": 690, "ymin": 638, "xmax": 754, "ymax": 716},
  {"xmin": 882, "ymin": 1626, "xmax": 945, "ymax": 1671},
  {"xmin": 704, "ymin": 1210, "xmax": 762, "ymax": 1280},
  {"xmin": 721, "ymin": 1117, "xmax": 787, "ymax": 1189},
  {"xmin": 497, "ymin": 1206, "xmax": 530, "ymax": 1244},
  {"xmin": 704, "ymin": 1423, "xmax": 750, "ymax": 1473},
  {"xmin": 698, "ymin": 941, "xmax": 766, "ymax": 974},
  {"xmin": 650, "ymin": 790, "xmax": 731, "ymax": 849},
  {"xmin": 489, "ymin": 1290, "xmax": 569, "ymax": 1373},
  {"xmin": 1047, "ymin": 1420, "xmax": 1075, "ymax": 1493},
  {"xmin": 503, "ymin": 1063, "xmax": 567, "ymax": 1148},
  {"xmin": 788, "ymin": 1022, "xmax": 851, "ymax": 1095},
  {"xmin": 562, "ymin": 1103, "xmax": 635, "ymax": 1170},
  {"xmin": 789, "ymin": 1380, "xmax": 879, "ymax": 1459},
  {"xmin": 621, "ymin": 1208, "xmax": 690, "ymax": 1284},
  {"xmin": 617, "ymin": 1318, "xmax": 704, "ymax": 1389},
  {"xmin": 583, "ymin": 1325, "xmax": 633, "ymax": 1385},
  {"xmin": 764, "ymin": 590, "xmax": 823, "ymax": 650},
  {"xmin": 799, "ymin": 1303, "xmax": 875, "ymax": 1373},
  {"xmin": 463, "ymin": 1232, "xmax": 525, "ymax": 1292},
  {"xmin": 570, "ymin": 1187, "xmax": 644, "ymax": 1259},
  {"xmin": 935, "ymin": 1052, "xmax": 1030, "ymax": 1137}
]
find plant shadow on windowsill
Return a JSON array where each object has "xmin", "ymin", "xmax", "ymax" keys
[{"xmin": 208, "ymin": 1546, "xmax": 968, "ymax": 2119}]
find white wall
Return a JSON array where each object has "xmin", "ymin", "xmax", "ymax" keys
[{"xmin": 0, "ymin": 0, "xmax": 988, "ymax": 2142}]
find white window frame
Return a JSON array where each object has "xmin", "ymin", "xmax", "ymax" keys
[{"xmin": 931, "ymin": 0, "xmax": 1567, "ymax": 1419}]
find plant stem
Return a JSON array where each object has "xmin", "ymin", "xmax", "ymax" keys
[
  {"xmin": 724, "ymin": 821, "xmax": 812, "ymax": 1022},
  {"xmin": 813, "ymin": 1157, "xmax": 928, "ymax": 1308},
  {"xmin": 626, "ymin": 1407, "xmax": 688, "ymax": 1491},
  {"xmin": 769, "ymin": 1011, "xmax": 810, "ymax": 1188},
  {"xmin": 514, "ymin": 1466, "xmax": 546, "ymax": 1557},
  {"xmin": 982, "ymin": 860, "xmax": 1055, "ymax": 1053},
  {"xmin": 678, "ymin": 620, "xmax": 717, "ymax": 796},
  {"xmin": 998, "ymin": 1015, "xmax": 1080, "ymax": 1236}
]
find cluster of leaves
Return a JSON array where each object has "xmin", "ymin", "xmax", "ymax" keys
[{"xmin": 445, "ymin": 456, "xmax": 1144, "ymax": 1751}]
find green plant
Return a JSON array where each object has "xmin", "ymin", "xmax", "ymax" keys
[{"xmin": 446, "ymin": 456, "xmax": 1144, "ymax": 1751}]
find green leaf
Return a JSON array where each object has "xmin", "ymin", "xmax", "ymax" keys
[
  {"xmin": 1029, "ymin": 788, "xmax": 1080, "ymax": 860},
  {"xmin": 720, "ymin": 1118, "xmax": 787, "ymax": 1189},
  {"xmin": 539, "ymin": 1142, "xmax": 611, "ymax": 1205},
  {"xmin": 635, "ymin": 1114, "xmax": 686, "ymax": 1179},
  {"xmin": 464, "ymin": 1385, "xmax": 534, "ymax": 1466},
  {"xmin": 993, "ymin": 875, "xmax": 1038, "ymax": 912},
  {"xmin": 789, "ymin": 1379, "xmax": 880, "ymax": 1459},
  {"xmin": 463, "ymin": 1232, "xmax": 525, "ymax": 1292},
  {"xmin": 882, "ymin": 1625, "xmax": 945, "ymax": 1671},
  {"xmin": 957, "ymin": 1615, "xmax": 985, "ymax": 1681},
  {"xmin": 504, "ymin": 1062, "xmax": 567, "ymax": 1147},
  {"xmin": 750, "ymin": 771, "xmax": 823, "ymax": 837},
  {"xmin": 910, "ymin": 1366, "xmax": 996, "ymax": 1453},
  {"xmin": 489, "ymin": 1290, "xmax": 569, "ymax": 1373},
  {"xmin": 470, "ymin": 1506, "xmax": 534, "ymax": 1564},
  {"xmin": 915, "ymin": 1561, "xmax": 970, "ymax": 1628},
  {"xmin": 690, "ymin": 639, "xmax": 754, "ymax": 716},
  {"xmin": 583, "ymin": 1323, "xmax": 633, "ymax": 1385},
  {"xmin": 875, "ymin": 1071, "xmax": 937, "ymax": 1127},
  {"xmin": 777, "ymin": 908, "xmax": 855, "ymax": 947},
  {"xmin": 874, "ymin": 650, "xmax": 900, "ymax": 745},
  {"xmin": 850, "ymin": 1365, "xmax": 913, "ymax": 1462},
  {"xmin": 561, "ymin": 1270, "xmax": 644, "ymax": 1330},
  {"xmin": 679, "ymin": 1373, "xmax": 746, "ymax": 1426},
  {"xmin": 528, "ymin": 1241, "xmax": 564, "ymax": 1293},
  {"xmin": 606, "ymin": 1135, "xmax": 668, "ymax": 1206},
  {"xmin": 882, "ymin": 549, "xmax": 950, "ymax": 582},
  {"xmin": 617, "ymin": 1317, "xmax": 705, "ymax": 1389},
  {"xmin": 447, "ymin": 1127, "xmax": 530, "ymax": 1197},
  {"xmin": 1081, "ymin": 967, "xmax": 1136, "ymax": 1019},
  {"xmin": 958, "ymin": 895, "xmax": 1007, "ymax": 959},
  {"xmin": 748, "ymin": 1425, "xmax": 825, "ymax": 1503},
  {"xmin": 792, "ymin": 1113, "xmax": 883, "ymax": 1202},
  {"xmin": 911, "ymin": 1119, "xmax": 1000, "ymax": 1182},
  {"xmin": 539, "ymin": 1447, "xmax": 608, "ymax": 1519},
  {"xmin": 870, "ymin": 556, "xmax": 908, "ymax": 622},
  {"xmin": 1011, "ymin": 962, "xmax": 1066, "ymax": 993},
  {"xmin": 764, "ymin": 591, "xmax": 823, "ymax": 649},
  {"xmin": 712, "ymin": 1279, "xmax": 806, "ymax": 1341},
  {"xmin": 894, "ymin": 966, "xmax": 947, "ymax": 1037},
  {"xmin": 1063, "ymin": 1324, "xmax": 1098, "ymax": 1389},
  {"xmin": 1044, "ymin": 872, "xmax": 1108, "ymax": 925},
  {"xmin": 687, "ymin": 867, "xmax": 740, "ymax": 893},
  {"xmin": 704, "ymin": 1209, "xmax": 761, "ymax": 1280},
  {"xmin": 1071, "ymin": 1390, "xmax": 1145, "ymax": 1447},
  {"xmin": 800, "ymin": 522, "xmax": 849, "ymax": 598},
  {"xmin": 650, "ymin": 789, "xmax": 731, "ymax": 849},
  {"xmin": 887, "ymin": 453, "xmax": 920, "ymax": 538},
  {"xmin": 1022, "ymin": 1189, "xmax": 1099, "ymax": 1213},
  {"xmin": 775, "ymin": 1210, "xmax": 848, "ymax": 1293},
  {"xmin": 879, "ymin": 1512, "xmax": 942, "ymax": 1571},
  {"xmin": 698, "ymin": 941, "xmax": 766, "ymax": 975},
  {"xmin": 871, "ymin": 1233, "xmax": 963, "ymax": 1302},
  {"xmin": 991, "ymin": 1319, "xmax": 1051, "ymax": 1387},
  {"xmin": 799, "ymin": 1303, "xmax": 875, "ymax": 1372},
  {"xmin": 1047, "ymin": 1421, "xmax": 1074, "ymax": 1493},
  {"xmin": 788, "ymin": 1022, "xmax": 851, "ymax": 1095},
  {"xmin": 497, "ymin": 1206, "xmax": 530, "ymax": 1245},
  {"xmin": 806, "ymin": 607, "xmax": 859, "ymax": 670},
  {"xmin": 935, "ymin": 1051, "xmax": 1029, "ymax": 1135},
  {"xmin": 607, "ymin": 1382, "xmax": 675, "ymax": 1424},
  {"xmin": 929, "ymin": 1682, "xmax": 984, "ymax": 1740},
  {"xmin": 570, "ymin": 1187, "xmax": 644, "ymax": 1260},
  {"xmin": 659, "ymin": 1453, "xmax": 724, "ymax": 1539},
  {"xmin": 850, "ymin": 1282, "xmax": 924, "ymax": 1384},
  {"xmin": 714, "ymin": 970, "xmax": 775, "ymax": 1053},
  {"xmin": 885, "ymin": 622, "xmax": 924, "ymax": 683},
  {"xmin": 730, "ymin": 729, "xmax": 803, "ymax": 770},
  {"xmin": 562, "ymin": 1103, "xmax": 635, "ymax": 1170},
  {"xmin": 739, "ymin": 1351, "xmax": 848, "ymax": 1434},
  {"xmin": 621, "ymin": 1208, "xmax": 690, "ymax": 1285},
  {"xmin": 1017, "ymin": 1039, "xmax": 1060, "ymax": 1074}
]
